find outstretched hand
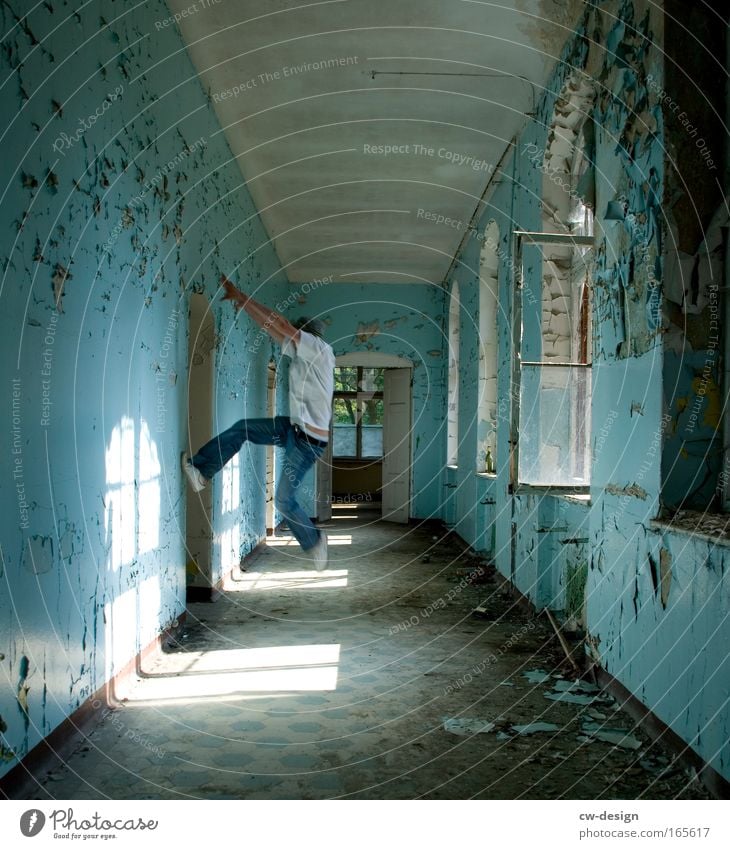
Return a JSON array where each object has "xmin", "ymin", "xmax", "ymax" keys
[{"xmin": 220, "ymin": 275, "xmax": 248, "ymax": 311}]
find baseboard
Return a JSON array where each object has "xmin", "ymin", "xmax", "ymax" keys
[
  {"xmin": 186, "ymin": 536, "xmax": 268, "ymax": 601},
  {"xmin": 450, "ymin": 527, "xmax": 729, "ymax": 799},
  {"xmin": 593, "ymin": 666, "xmax": 729, "ymax": 799},
  {"xmin": 223, "ymin": 538, "xmax": 270, "ymax": 587},
  {"xmin": 0, "ymin": 612, "xmax": 186, "ymax": 801},
  {"xmin": 492, "ymin": 568, "xmax": 537, "ymax": 615}
]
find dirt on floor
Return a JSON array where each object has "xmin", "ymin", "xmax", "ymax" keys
[{"xmin": 27, "ymin": 513, "xmax": 712, "ymax": 800}]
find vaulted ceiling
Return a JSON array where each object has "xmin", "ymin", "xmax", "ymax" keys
[{"xmin": 168, "ymin": 0, "xmax": 581, "ymax": 283}]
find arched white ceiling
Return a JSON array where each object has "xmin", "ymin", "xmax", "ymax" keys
[{"xmin": 168, "ymin": 0, "xmax": 582, "ymax": 284}]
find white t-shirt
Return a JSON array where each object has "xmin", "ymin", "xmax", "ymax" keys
[{"xmin": 281, "ymin": 330, "xmax": 335, "ymax": 439}]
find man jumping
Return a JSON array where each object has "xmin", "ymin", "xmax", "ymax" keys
[{"xmin": 182, "ymin": 276, "xmax": 335, "ymax": 570}]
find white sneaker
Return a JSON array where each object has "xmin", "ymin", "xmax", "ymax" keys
[
  {"xmin": 181, "ymin": 452, "xmax": 207, "ymax": 492},
  {"xmin": 311, "ymin": 531, "xmax": 328, "ymax": 571}
]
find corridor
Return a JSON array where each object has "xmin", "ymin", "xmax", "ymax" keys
[
  {"xmin": 26, "ymin": 513, "xmax": 706, "ymax": 801},
  {"xmin": 1, "ymin": 0, "xmax": 729, "ymax": 811}
]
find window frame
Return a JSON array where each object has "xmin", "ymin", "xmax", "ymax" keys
[
  {"xmin": 510, "ymin": 230, "xmax": 594, "ymax": 494},
  {"xmin": 332, "ymin": 366, "xmax": 384, "ymax": 460},
  {"xmin": 477, "ymin": 221, "xmax": 500, "ymax": 472},
  {"xmin": 447, "ymin": 281, "xmax": 461, "ymax": 467}
]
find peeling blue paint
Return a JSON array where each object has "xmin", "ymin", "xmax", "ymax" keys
[
  {"xmin": 0, "ymin": 0, "xmax": 285, "ymax": 781},
  {"xmin": 444, "ymin": 0, "xmax": 729, "ymax": 785}
]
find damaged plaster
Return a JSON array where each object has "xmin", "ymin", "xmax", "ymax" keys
[
  {"xmin": 445, "ymin": 0, "xmax": 730, "ymax": 786},
  {"xmin": 0, "ymin": 0, "xmax": 287, "ymax": 782}
]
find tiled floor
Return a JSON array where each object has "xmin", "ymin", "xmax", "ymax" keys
[{"xmin": 27, "ymin": 510, "xmax": 708, "ymax": 799}]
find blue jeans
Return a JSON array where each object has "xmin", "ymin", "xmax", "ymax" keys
[{"xmin": 190, "ymin": 416, "xmax": 325, "ymax": 552}]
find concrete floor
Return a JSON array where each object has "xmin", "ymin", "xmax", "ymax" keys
[{"xmin": 28, "ymin": 510, "xmax": 709, "ymax": 799}]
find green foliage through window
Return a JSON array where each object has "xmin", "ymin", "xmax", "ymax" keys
[{"xmin": 333, "ymin": 367, "xmax": 385, "ymax": 458}]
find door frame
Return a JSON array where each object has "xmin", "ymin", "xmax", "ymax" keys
[{"xmin": 321, "ymin": 353, "xmax": 414, "ymax": 519}]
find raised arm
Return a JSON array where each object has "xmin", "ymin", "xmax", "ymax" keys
[{"xmin": 220, "ymin": 276, "xmax": 300, "ymax": 346}]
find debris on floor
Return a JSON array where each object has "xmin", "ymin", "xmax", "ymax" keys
[
  {"xmin": 25, "ymin": 517, "xmax": 712, "ymax": 801},
  {"xmin": 511, "ymin": 722, "xmax": 561, "ymax": 736},
  {"xmin": 638, "ymin": 754, "xmax": 682, "ymax": 779},
  {"xmin": 442, "ymin": 717, "xmax": 496, "ymax": 736},
  {"xmin": 587, "ymin": 708, "xmax": 608, "ymax": 721},
  {"xmin": 545, "ymin": 692, "xmax": 601, "ymax": 705},
  {"xmin": 552, "ymin": 679, "xmax": 600, "ymax": 693},
  {"xmin": 523, "ymin": 669, "xmax": 552, "ymax": 684},
  {"xmin": 579, "ymin": 722, "xmax": 643, "ymax": 750},
  {"xmin": 543, "ymin": 678, "xmax": 611, "ymax": 705}
]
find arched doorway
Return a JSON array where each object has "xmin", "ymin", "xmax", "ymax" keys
[{"xmin": 318, "ymin": 353, "xmax": 413, "ymax": 524}]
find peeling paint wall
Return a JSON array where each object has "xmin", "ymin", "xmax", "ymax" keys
[
  {"xmin": 586, "ymin": 0, "xmax": 728, "ymax": 786},
  {"xmin": 447, "ymin": 198, "xmax": 518, "ymax": 552},
  {"xmin": 0, "ymin": 0, "xmax": 285, "ymax": 778},
  {"xmin": 446, "ymin": 0, "xmax": 730, "ymax": 783},
  {"xmin": 660, "ymin": 0, "xmax": 728, "ymax": 512},
  {"xmin": 591, "ymin": 523, "xmax": 730, "ymax": 782}
]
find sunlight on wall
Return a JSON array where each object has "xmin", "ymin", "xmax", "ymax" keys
[
  {"xmin": 105, "ymin": 416, "xmax": 135, "ymax": 572},
  {"xmin": 103, "ymin": 574, "xmax": 163, "ymax": 687},
  {"xmin": 138, "ymin": 421, "xmax": 161, "ymax": 554},
  {"xmin": 219, "ymin": 453, "xmax": 242, "ymax": 573},
  {"xmin": 105, "ymin": 417, "xmax": 163, "ymax": 566},
  {"xmin": 104, "ymin": 586, "xmax": 136, "ymax": 682},
  {"xmin": 103, "ymin": 419, "xmax": 163, "ymax": 682},
  {"xmin": 221, "ymin": 452, "xmax": 240, "ymax": 514},
  {"xmin": 138, "ymin": 574, "xmax": 162, "ymax": 631}
]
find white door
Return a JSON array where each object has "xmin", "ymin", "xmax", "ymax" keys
[
  {"xmin": 316, "ymin": 420, "xmax": 333, "ymax": 522},
  {"xmin": 382, "ymin": 368, "xmax": 412, "ymax": 523}
]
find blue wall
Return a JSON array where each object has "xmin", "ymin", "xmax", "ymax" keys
[
  {"xmin": 1, "ymin": 0, "xmax": 727, "ymax": 791},
  {"xmin": 0, "ymin": 0, "xmax": 285, "ymax": 775},
  {"xmin": 444, "ymin": 0, "xmax": 730, "ymax": 784}
]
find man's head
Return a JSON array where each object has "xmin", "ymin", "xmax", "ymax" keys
[{"xmin": 293, "ymin": 316, "xmax": 326, "ymax": 339}]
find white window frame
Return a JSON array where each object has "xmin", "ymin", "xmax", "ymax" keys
[
  {"xmin": 510, "ymin": 230, "xmax": 594, "ymax": 493},
  {"xmin": 477, "ymin": 222, "xmax": 500, "ymax": 471},
  {"xmin": 447, "ymin": 281, "xmax": 461, "ymax": 467}
]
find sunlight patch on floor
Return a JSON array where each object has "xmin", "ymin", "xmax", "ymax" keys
[
  {"xmin": 129, "ymin": 644, "xmax": 341, "ymax": 703},
  {"xmin": 236, "ymin": 570, "xmax": 349, "ymax": 590},
  {"xmin": 267, "ymin": 534, "xmax": 353, "ymax": 547}
]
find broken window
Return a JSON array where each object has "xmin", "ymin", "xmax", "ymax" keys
[
  {"xmin": 477, "ymin": 222, "xmax": 500, "ymax": 472},
  {"xmin": 332, "ymin": 367, "xmax": 384, "ymax": 459},
  {"xmin": 661, "ymin": 202, "xmax": 729, "ymax": 514},
  {"xmin": 447, "ymin": 282, "xmax": 461, "ymax": 467},
  {"xmin": 514, "ymin": 84, "xmax": 596, "ymax": 489},
  {"xmin": 515, "ymin": 233, "xmax": 593, "ymax": 488}
]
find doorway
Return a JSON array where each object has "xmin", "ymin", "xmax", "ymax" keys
[{"xmin": 318, "ymin": 353, "xmax": 412, "ymax": 524}]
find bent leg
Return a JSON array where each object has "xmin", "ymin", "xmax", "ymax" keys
[
  {"xmin": 191, "ymin": 416, "xmax": 289, "ymax": 480},
  {"xmin": 274, "ymin": 432, "xmax": 324, "ymax": 551}
]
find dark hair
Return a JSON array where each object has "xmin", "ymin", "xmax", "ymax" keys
[{"xmin": 293, "ymin": 317, "xmax": 326, "ymax": 338}]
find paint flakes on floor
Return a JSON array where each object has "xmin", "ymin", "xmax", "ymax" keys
[
  {"xmin": 25, "ymin": 517, "xmax": 710, "ymax": 800},
  {"xmin": 442, "ymin": 718, "xmax": 496, "ymax": 736}
]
